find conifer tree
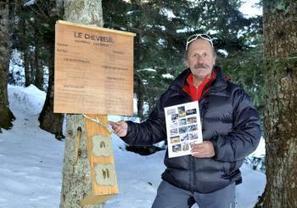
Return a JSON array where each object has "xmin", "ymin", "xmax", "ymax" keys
[
  {"xmin": 255, "ymin": 0, "xmax": 297, "ymax": 207},
  {"xmin": 0, "ymin": 0, "xmax": 15, "ymax": 132}
]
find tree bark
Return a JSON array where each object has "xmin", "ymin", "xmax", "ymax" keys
[
  {"xmin": 255, "ymin": 1, "xmax": 297, "ymax": 207},
  {"xmin": 0, "ymin": 0, "xmax": 15, "ymax": 132},
  {"xmin": 24, "ymin": 48, "xmax": 31, "ymax": 87},
  {"xmin": 60, "ymin": 115, "xmax": 95, "ymax": 208},
  {"xmin": 15, "ymin": 1, "xmax": 32, "ymax": 87},
  {"xmin": 38, "ymin": 1, "xmax": 64, "ymax": 139},
  {"xmin": 38, "ymin": 41, "xmax": 64, "ymax": 139},
  {"xmin": 60, "ymin": 0, "xmax": 105, "ymax": 208},
  {"xmin": 34, "ymin": 28, "xmax": 44, "ymax": 91},
  {"xmin": 135, "ymin": 73, "xmax": 144, "ymax": 118}
]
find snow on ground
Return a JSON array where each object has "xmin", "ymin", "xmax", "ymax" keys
[
  {"xmin": 0, "ymin": 85, "xmax": 265, "ymax": 208},
  {"xmin": 0, "ymin": 85, "xmax": 63, "ymax": 208}
]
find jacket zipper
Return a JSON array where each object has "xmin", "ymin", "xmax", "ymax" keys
[{"xmin": 178, "ymin": 89, "xmax": 196, "ymax": 191}]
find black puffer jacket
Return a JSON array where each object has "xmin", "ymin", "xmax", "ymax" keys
[{"xmin": 122, "ymin": 67, "xmax": 261, "ymax": 193}]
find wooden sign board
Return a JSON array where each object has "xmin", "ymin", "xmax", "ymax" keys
[{"xmin": 54, "ymin": 21, "xmax": 135, "ymax": 115}]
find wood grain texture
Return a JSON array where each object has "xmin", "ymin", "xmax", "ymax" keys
[{"xmin": 54, "ymin": 21, "xmax": 135, "ymax": 115}]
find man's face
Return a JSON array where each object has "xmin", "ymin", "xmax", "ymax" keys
[{"xmin": 185, "ymin": 39, "xmax": 216, "ymax": 82}]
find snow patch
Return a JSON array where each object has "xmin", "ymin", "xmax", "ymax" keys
[
  {"xmin": 8, "ymin": 84, "xmax": 46, "ymax": 115},
  {"xmin": 24, "ymin": 0, "xmax": 36, "ymax": 6},
  {"xmin": 162, "ymin": 73, "xmax": 174, "ymax": 79}
]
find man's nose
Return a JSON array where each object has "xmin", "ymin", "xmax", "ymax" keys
[{"xmin": 196, "ymin": 55, "xmax": 204, "ymax": 63}]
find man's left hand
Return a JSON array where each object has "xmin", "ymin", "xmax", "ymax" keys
[{"xmin": 191, "ymin": 141, "xmax": 215, "ymax": 158}]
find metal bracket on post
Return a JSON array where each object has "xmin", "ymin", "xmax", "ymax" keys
[{"xmin": 74, "ymin": 126, "xmax": 82, "ymax": 164}]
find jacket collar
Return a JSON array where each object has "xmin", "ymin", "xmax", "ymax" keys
[
  {"xmin": 169, "ymin": 68, "xmax": 191, "ymax": 91},
  {"xmin": 208, "ymin": 66, "xmax": 228, "ymax": 94}
]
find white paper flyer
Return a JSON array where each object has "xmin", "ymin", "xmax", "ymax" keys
[{"xmin": 164, "ymin": 101, "xmax": 203, "ymax": 158}]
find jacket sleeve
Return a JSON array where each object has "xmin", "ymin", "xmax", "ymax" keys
[
  {"xmin": 120, "ymin": 95, "xmax": 167, "ymax": 146},
  {"xmin": 212, "ymin": 89, "xmax": 261, "ymax": 162}
]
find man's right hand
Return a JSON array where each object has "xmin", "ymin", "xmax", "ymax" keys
[{"xmin": 109, "ymin": 121, "xmax": 128, "ymax": 137}]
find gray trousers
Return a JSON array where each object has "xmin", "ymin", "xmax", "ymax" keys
[{"xmin": 151, "ymin": 181, "xmax": 236, "ymax": 208}]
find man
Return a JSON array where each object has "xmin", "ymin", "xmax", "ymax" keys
[{"xmin": 110, "ymin": 34, "xmax": 261, "ymax": 208}]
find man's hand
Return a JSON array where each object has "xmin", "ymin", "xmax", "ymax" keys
[
  {"xmin": 109, "ymin": 121, "xmax": 128, "ymax": 137},
  {"xmin": 191, "ymin": 141, "xmax": 215, "ymax": 158}
]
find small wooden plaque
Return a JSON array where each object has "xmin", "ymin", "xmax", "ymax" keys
[
  {"xmin": 54, "ymin": 21, "xmax": 135, "ymax": 115},
  {"xmin": 83, "ymin": 114, "xmax": 119, "ymax": 205}
]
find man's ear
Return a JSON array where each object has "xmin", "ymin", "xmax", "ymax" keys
[
  {"xmin": 184, "ymin": 59, "xmax": 189, "ymax": 68},
  {"xmin": 213, "ymin": 56, "xmax": 216, "ymax": 65}
]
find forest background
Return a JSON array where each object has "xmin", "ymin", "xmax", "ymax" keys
[
  {"xmin": 2, "ymin": 0, "xmax": 296, "ymax": 207},
  {"xmin": 0, "ymin": 0, "xmax": 263, "ymax": 136}
]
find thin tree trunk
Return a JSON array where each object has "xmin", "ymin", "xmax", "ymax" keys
[
  {"xmin": 0, "ymin": 0, "xmax": 15, "ymax": 132},
  {"xmin": 60, "ymin": 0, "xmax": 105, "ymax": 208},
  {"xmin": 135, "ymin": 73, "xmax": 144, "ymax": 118},
  {"xmin": 24, "ymin": 48, "xmax": 31, "ymax": 87},
  {"xmin": 34, "ymin": 32, "xmax": 44, "ymax": 90},
  {"xmin": 20, "ymin": 9, "xmax": 32, "ymax": 87},
  {"xmin": 29, "ymin": 52, "xmax": 35, "ymax": 83},
  {"xmin": 255, "ymin": 1, "xmax": 297, "ymax": 207},
  {"xmin": 13, "ymin": 0, "xmax": 31, "ymax": 88},
  {"xmin": 134, "ymin": 35, "xmax": 144, "ymax": 118}
]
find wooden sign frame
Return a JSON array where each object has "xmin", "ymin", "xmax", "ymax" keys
[{"xmin": 54, "ymin": 21, "xmax": 135, "ymax": 115}]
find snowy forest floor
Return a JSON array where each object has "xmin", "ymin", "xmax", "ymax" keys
[{"xmin": 0, "ymin": 85, "xmax": 265, "ymax": 208}]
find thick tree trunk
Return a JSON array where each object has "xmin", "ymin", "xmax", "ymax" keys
[
  {"xmin": 39, "ymin": 42, "xmax": 64, "ymax": 139},
  {"xmin": 60, "ymin": 115, "xmax": 94, "ymax": 208},
  {"xmin": 255, "ymin": 1, "xmax": 297, "ymax": 207},
  {"xmin": 0, "ymin": 0, "xmax": 15, "ymax": 132},
  {"xmin": 38, "ymin": 1, "xmax": 64, "ymax": 139},
  {"xmin": 60, "ymin": 0, "xmax": 105, "ymax": 208}
]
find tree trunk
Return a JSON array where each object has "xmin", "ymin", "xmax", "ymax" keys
[
  {"xmin": 135, "ymin": 73, "xmax": 144, "ymax": 118},
  {"xmin": 134, "ymin": 35, "xmax": 144, "ymax": 118},
  {"xmin": 0, "ymin": 0, "xmax": 15, "ymax": 132},
  {"xmin": 255, "ymin": 1, "xmax": 297, "ymax": 207},
  {"xmin": 21, "ymin": 18, "xmax": 31, "ymax": 87},
  {"xmin": 39, "ymin": 41, "xmax": 64, "ymax": 139},
  {"xmin": 38, "ymin": 1, "xmax": 64, "ymax": 139},
  {"xmin": 34, "ymin": 29, "xmax": 44, "ymax": 91},
  {"xmin": 60, "ymin": 0, "xmax": 105, "ymax": 208},
  {"xmin": 24, "ymin": 47, "xmax": 31, "ymax": 87}
]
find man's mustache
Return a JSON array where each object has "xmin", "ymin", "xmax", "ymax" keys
[{"xmin": 194, "ymin": 64, "xmax": 210, "ymax": 69}]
